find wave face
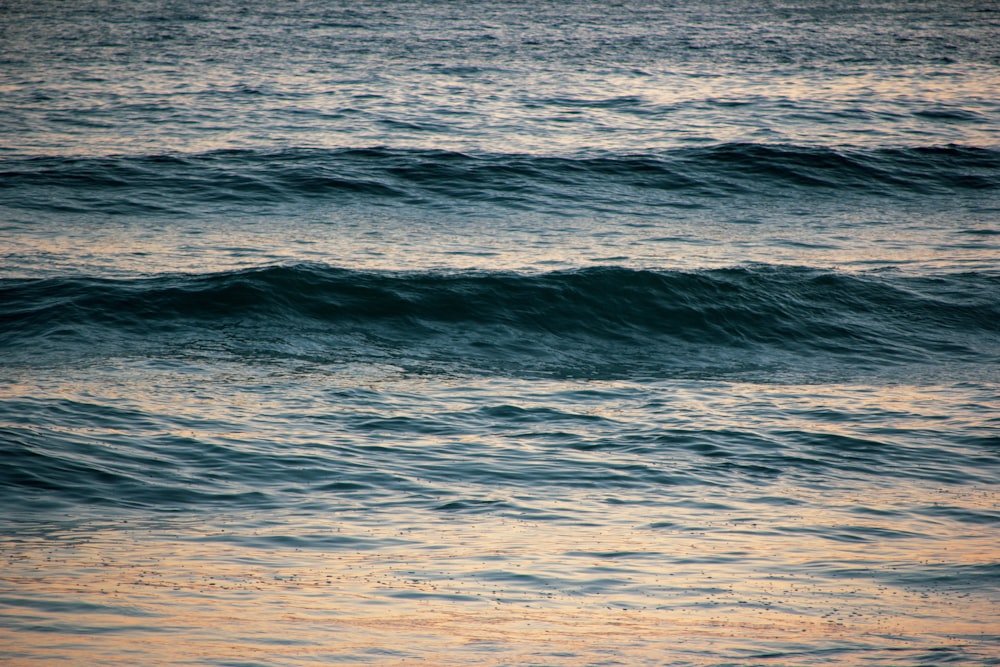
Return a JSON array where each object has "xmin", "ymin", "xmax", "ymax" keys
[
  {"xmin": 1, "ymin": 144, "xmax": 997, "ymax": 215},
  {"xmin": 3, "ymin": 264, "xmax": 997, "ymax": 381}
]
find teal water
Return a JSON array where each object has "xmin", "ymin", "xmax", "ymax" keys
[{"xmin": 1, "ymin": 0, "xmax": 999, "ymax": 664}]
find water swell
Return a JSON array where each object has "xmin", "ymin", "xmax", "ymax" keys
[
  {"xmin": 1, "ymin": 144, "xmax": 996, "ymax": 215},
  {"xmin": 2, "ymin": 264, "xmax": 997, "ymax": 378}
]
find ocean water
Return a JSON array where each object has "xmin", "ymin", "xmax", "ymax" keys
[{"xmin": 2, "ymin": 0, "xmax": 999, "ymax": 664}]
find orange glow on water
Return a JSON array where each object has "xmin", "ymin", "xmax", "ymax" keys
[{"xmin": 3, "ymin": 492, "xmax": 997, "ymax": 666}]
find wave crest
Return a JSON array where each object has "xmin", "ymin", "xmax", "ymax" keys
[
  {"xmin": 1, "ymin": 144, "xmax": 996, "ymax": 215},
  {"xmin": 3, "ymin": 264, "xmax": 997, "ymax": 379}
]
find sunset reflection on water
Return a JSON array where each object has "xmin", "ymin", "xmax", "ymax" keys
[{"xmin": 3, "ymin": 475, "xmax": 997, "ymax": 665}]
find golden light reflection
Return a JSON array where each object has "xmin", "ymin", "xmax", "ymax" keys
[
  {"xmin": 6, "ymin": 207, "xmax": 998, "ymax": 281},
  {"xmin": 2, "ymin": 497, "xmax": 997, "ymax": 666}
]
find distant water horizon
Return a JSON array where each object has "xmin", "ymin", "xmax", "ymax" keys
[{"xmin": 2, "ymin": 1, "xmax": 999, "ymax": 665}]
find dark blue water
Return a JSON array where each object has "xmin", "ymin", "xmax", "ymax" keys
[{"xmin": 2, "ymin": 1, "xmax": 999, "ymax": 665}]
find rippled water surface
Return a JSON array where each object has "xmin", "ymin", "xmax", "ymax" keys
[{"xmin": 2, "ymin": 0, "xmax": 999, "ymax": 665}]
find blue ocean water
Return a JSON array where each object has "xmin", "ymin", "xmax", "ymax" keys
[{"xmin": 1, "ymin": 0, "xmax": 999, "ymax": 664}]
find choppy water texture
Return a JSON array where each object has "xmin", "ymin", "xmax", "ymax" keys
[{"xmin": 2, "ymin": 0, "xmax": 999, "ymax": 665}]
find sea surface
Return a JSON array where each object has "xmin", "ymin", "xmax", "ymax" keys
[{"xmin": 2, "ymin": 1, "xmax": 999, "ymax": 665}]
